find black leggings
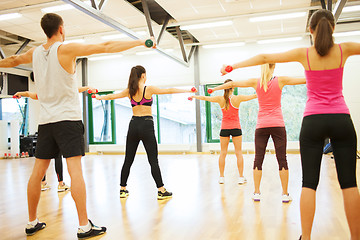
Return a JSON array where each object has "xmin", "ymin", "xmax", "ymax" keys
[
  {"xmin": 42, "ymin": 153, "xmax": 63, "ymax": 182},
  {"xmin": 254, "ymin": 127, "xmax": 288, "ymax": 170},
  {"xmin": 120, "ymin": 116, "xmax": 164, "ymax": 188},
  {"xmin": 300, "ymin": 114, "xmax": 357, "ymax": 190}
]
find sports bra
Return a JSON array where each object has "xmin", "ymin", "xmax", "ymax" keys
[{"xmin": 130, "ymin": 86, "xmax": 153, "ymax": 107}]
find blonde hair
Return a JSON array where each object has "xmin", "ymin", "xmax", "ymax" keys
[
  {"xmin": 223, "ymin": 79, "xmax": 233, "ymax": 110},
  {"xmin": 260, "ymin": 63, "xmax": 275, "ymax": 92}
]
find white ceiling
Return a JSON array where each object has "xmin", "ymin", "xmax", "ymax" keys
[{"xmin": 0, "ymin": 0, "xmax": 360, "ymax": 58}]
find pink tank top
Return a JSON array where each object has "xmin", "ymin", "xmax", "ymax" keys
[
  {"xmin": 304, "ymin": 44, "xmax": 349, "ymax": 116},
  {"xmin": 221, "ymin": 97, "xmax": 241, "ymax": 129},
  {"xmin": 256, "ymin": 77, "xmax": 285, "ymax": 129}
]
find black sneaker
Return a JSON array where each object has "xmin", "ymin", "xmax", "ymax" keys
[
  {"xmin": 77, "ymin": 219, "xmax": 106, "ymax": 239},
  {"xmin": 25, "ymin": 221, "xmax": 46, "ymax": 236},
  {"xmin": 120, "ymin": 189, "xmax": 129, "ymax": 198},
  {"xmin": 157, "ymin": 189, "xmax": 172, "ymax": 200}
]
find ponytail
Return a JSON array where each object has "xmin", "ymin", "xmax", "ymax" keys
[
  {"xmin": 223, "ymin": 79, "xmax": 233, "ymax": 110},
  {"xmin": 128, "ymin": 65, "xmax": 146, "ymax": 98},
  {"xmin": 260, "ymin": 63, "xmax": 274, "ymax": 92},
  {"xmin": 309, "ymin": 9, "xmax": 335, "ymax": 57}
]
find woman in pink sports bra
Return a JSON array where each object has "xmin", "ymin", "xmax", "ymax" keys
[
  {"xmin": 219, "ymin": 9, "xmax": 360, "ymax": 240},
  {"xmin": 211, "ymin": 64, "xmax": 305, "ymax": 203},
  {"xmin": 190, "ymin": 79, "xmax": 257, "ymax": 184},
  {"xmin": 96, "ymin": 65, "xmax": 195, "ymax": 200}
]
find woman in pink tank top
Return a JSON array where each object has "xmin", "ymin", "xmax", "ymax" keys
[
  {"xmin": 211, "ymin": 64, "xmax": 305, "ymax": 203},
  {"xmin": 219, "ymin": 9, "xmax": 360, "ymax": 240},
  {"xmin": 190, "ymin": 79, "xmax": 257, "ymax": 184}
]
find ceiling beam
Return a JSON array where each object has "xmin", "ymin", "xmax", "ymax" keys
[
  {"xmin": 0, "ymin": 47, "xmax": 6, "ymax": 59},
  {"xmin": 320, "ymin": 0, "xmax": 326, "ymax": 9},
  {"xmin": 333, "ymin": 0, "xmax": 348, "ymax": 23},
  {"xmin": 62, "ymin": 0, "xmax": 189, "ymax": 67},
  {"xmin": 98, "ymin": 0, "xmax": 109, "ymax": 11},
  {"xmin": 175, "ymin": 26, "xmax": 187, "ymax": 63},
  {"xmin": 157, "ymin": 15, "xmax": 170, "ymax": 45},
  {"xmin": 328, "ymin": 0, "xmax": 333, "ymax": 11},
  {"xmin": 141, "ymin": 0, "xmax": 155, "ymax": 38},
  {"xmin": 15, "ymin": 39, "xmax": 31, "ymax": 55}
]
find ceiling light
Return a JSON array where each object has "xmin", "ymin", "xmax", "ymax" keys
[
  {"xmin": 203, "ymin": 42, "xmax": 245, "ymax": 49},
  {"xmin": 63, "ymin": 39, "xmax": 85, "ymax": 44},
  {"xmin": 181, "ymin": 20, "xmax": 233, "ymax": 30},
  {"xmin": 257, "ymin": 37, "xmax": 302, "ymax": 44},
  {"xmin": 136, "ymin": 51, "xmax": 156, "ymax": 56},
  {"xmin": 249, "ymin": 12, "xmax": 306, "ymax": 22},
  {"xmin": 0, "ymin": 13, "xmax": 22, "ymax": 21},
  {"xmin": 333, "ymin": 31, "xmax": 360, "ymax": 37},
  {"xmin": 42, "ymin": 4, "xmax": 74, "ymax": 13},
  {"xmin": 342, "ymin": 5, "xmax": 360, "ymax": 13},
  {"xmin": 88, "ymin": 54, "xmax": 123, "ymax": 61},
  {"xmin": 101, "ymin": 34, "xmax": 127, "ymax": 40}
]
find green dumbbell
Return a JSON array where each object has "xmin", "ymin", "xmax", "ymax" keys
[{"xmin": 145, "ymin": 39, "xmax": 154, "ymax": 48}]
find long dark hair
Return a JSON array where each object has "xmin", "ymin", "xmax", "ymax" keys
[
  {"xmin": 223, "ymin": 79, "xmax": 233, "ymax": 110},
  {"xmin": 309, "ymin": 9, "xmax": 335, "ymax": 56},
  {"xmin": 128, "ymin": 65, "xmax": 146, "ymax": 99}
]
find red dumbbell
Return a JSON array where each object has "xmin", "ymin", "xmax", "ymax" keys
[
  {"xmin": 91, "ymin": 94, "xmax": 96, "ymax": 98},
  {"xmin": 191, "ymin": 87, "xmax": 197, "ymax": 92},
  {"xmin": 13, "ymin": 95, "xmax": 20, "ymax": 99},
  {"xmin": 225, "ymin": 65, "xmax": 233, "ymax": 73},
  {"xmin": 188, "ymin": 97, "xmax": 193, "ymax": 101},
  {"xmin": 88, "ymin": 89, "xmax": 99, "ymax": 94},
  {"xmin": 207, "ymin": 89, "xmax": 213, "ymax": 94}
]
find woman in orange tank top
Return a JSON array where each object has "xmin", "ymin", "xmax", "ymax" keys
[{"xmin": 190, "ymin": 79, "xmax": 257, "ymax": 184}]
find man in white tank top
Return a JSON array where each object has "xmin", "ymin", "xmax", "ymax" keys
[{"xmin": 0, "ymin": 13, "xmax": 153, "ymax": 238}]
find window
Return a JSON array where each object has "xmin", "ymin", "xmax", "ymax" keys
[
  {"xmin": 157, "ymin": 88, "xmax": 196, "ymax": 144},
  {"xmin": 88, "ymin": 92, "xmax": 116, "ymax": 144},
  {"xmin": 1, "ymin": 97, "xmax": 28, "ymax": 135}
]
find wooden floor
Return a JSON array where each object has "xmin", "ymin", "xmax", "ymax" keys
[{"xmin": 0, "ymin": 153, "xmax": 359, "ymax": 240}]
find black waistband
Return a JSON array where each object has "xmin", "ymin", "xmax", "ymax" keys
[{"xmin": 131, "ymin": 116, "xmax": 153, "ymax": 121}]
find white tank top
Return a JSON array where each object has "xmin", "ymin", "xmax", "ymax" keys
[{"xmin": 32, "ymin": 42, "xmax": 81, "ymax": 125}]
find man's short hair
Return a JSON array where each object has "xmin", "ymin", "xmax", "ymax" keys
[{"xmin": 40, "ymin": 13, "xmax": 64, "ymax": 38}]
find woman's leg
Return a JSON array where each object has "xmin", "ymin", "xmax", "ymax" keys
[
  {"xmin": 140, "ymin": 118, "xmax": 164, "ymax": 191},
  {"xmin": 219, "ymin": 136, "xmax": 230, "ymax": 177},
  {"xmin": 54, "ymin": 153, "xmax": 64, "ymax": 184},
  {"xmin": 271, "ymin": 127, "xmax": 289, "ymax": 195},
  {"xmin": 299, "ymin": 115, "xmax": 326, "ymax": 240},
  {"xmin": 253, "ymin": 128, "xmax": 270, "ymax": 194},
  {"xmin": 330, "ymin": 115, "xmax": 359, "ymax": 239},
  {"xmin": 120, "ymin": 120, "xmax": 140, "ymax": 189},
  {"xmin": 232, "ymin": 136, "xmax": 244, "ymax": 177}
]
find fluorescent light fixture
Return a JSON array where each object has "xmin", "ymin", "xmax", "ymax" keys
[
  {"xmin": 203, "ymin": 42, "xmax": 245, "ymax": 49},
  {"xmin": 257, "ymin": 37, "xmax": 302, "ymax": 44},
  {"xmin": 342, "ymin": 5, "xmax": 360, "ymax": 13},
  {"xmin": 0, "ymin": 13, "xmax": 22, "ymax": 21},
  {"xmin": 42, "ymin": 4, "xmax": 74, "ymax": 13},
  {"xmin": 135, "ymin": 51, "xmax": 156, "ymax": 56},
  {"xmin": 101, "ymin": 34, "xmax": 127, "ymax": 40},
  {"xmin": 333, "ymin": 31, "xmax": 360, "ymax": 37},
  {"xmin": 63, "ymin": 39, "xmax": 85, "ymax": 44},
  {"xmin": 249, "ymin": 12, "xmax": 306, "ymax": 22},
  {"xmin": 88, "ymin": 54, "xmax": 123, "ymax": 61},
  {"xmin": 181, "ymin": 20, "xmax": 233, "ymax": 30}
]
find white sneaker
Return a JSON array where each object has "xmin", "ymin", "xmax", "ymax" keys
[
  {"xmin": 252, "ymin": 193, "xmax": 261, "ymax": 202},
  {"xmin": 41, "ymin": 183, "xmax": 50, "ymax": 191},
  {"xmin": 218, "ymin": 177, "xmax": 225, "ymax": 184},
  {"xmin": 58, "ymin": 183, "xmax": 70, "ymax": 192},
  {"xmin": 238, "ymin": 177, "xmax": 247, "ymax": 184},
  {"xmin": 282, "ymin": 193, "xmax": 292, "ymax": 203}
]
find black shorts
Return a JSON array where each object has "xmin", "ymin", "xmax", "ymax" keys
[
  {"xmin": 220, "ymin": 128, "xmax": 242, "ymax": 137},
  {"xmin": 35, "ymin": 120, "xmax": 85, "ymax": 159}
]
